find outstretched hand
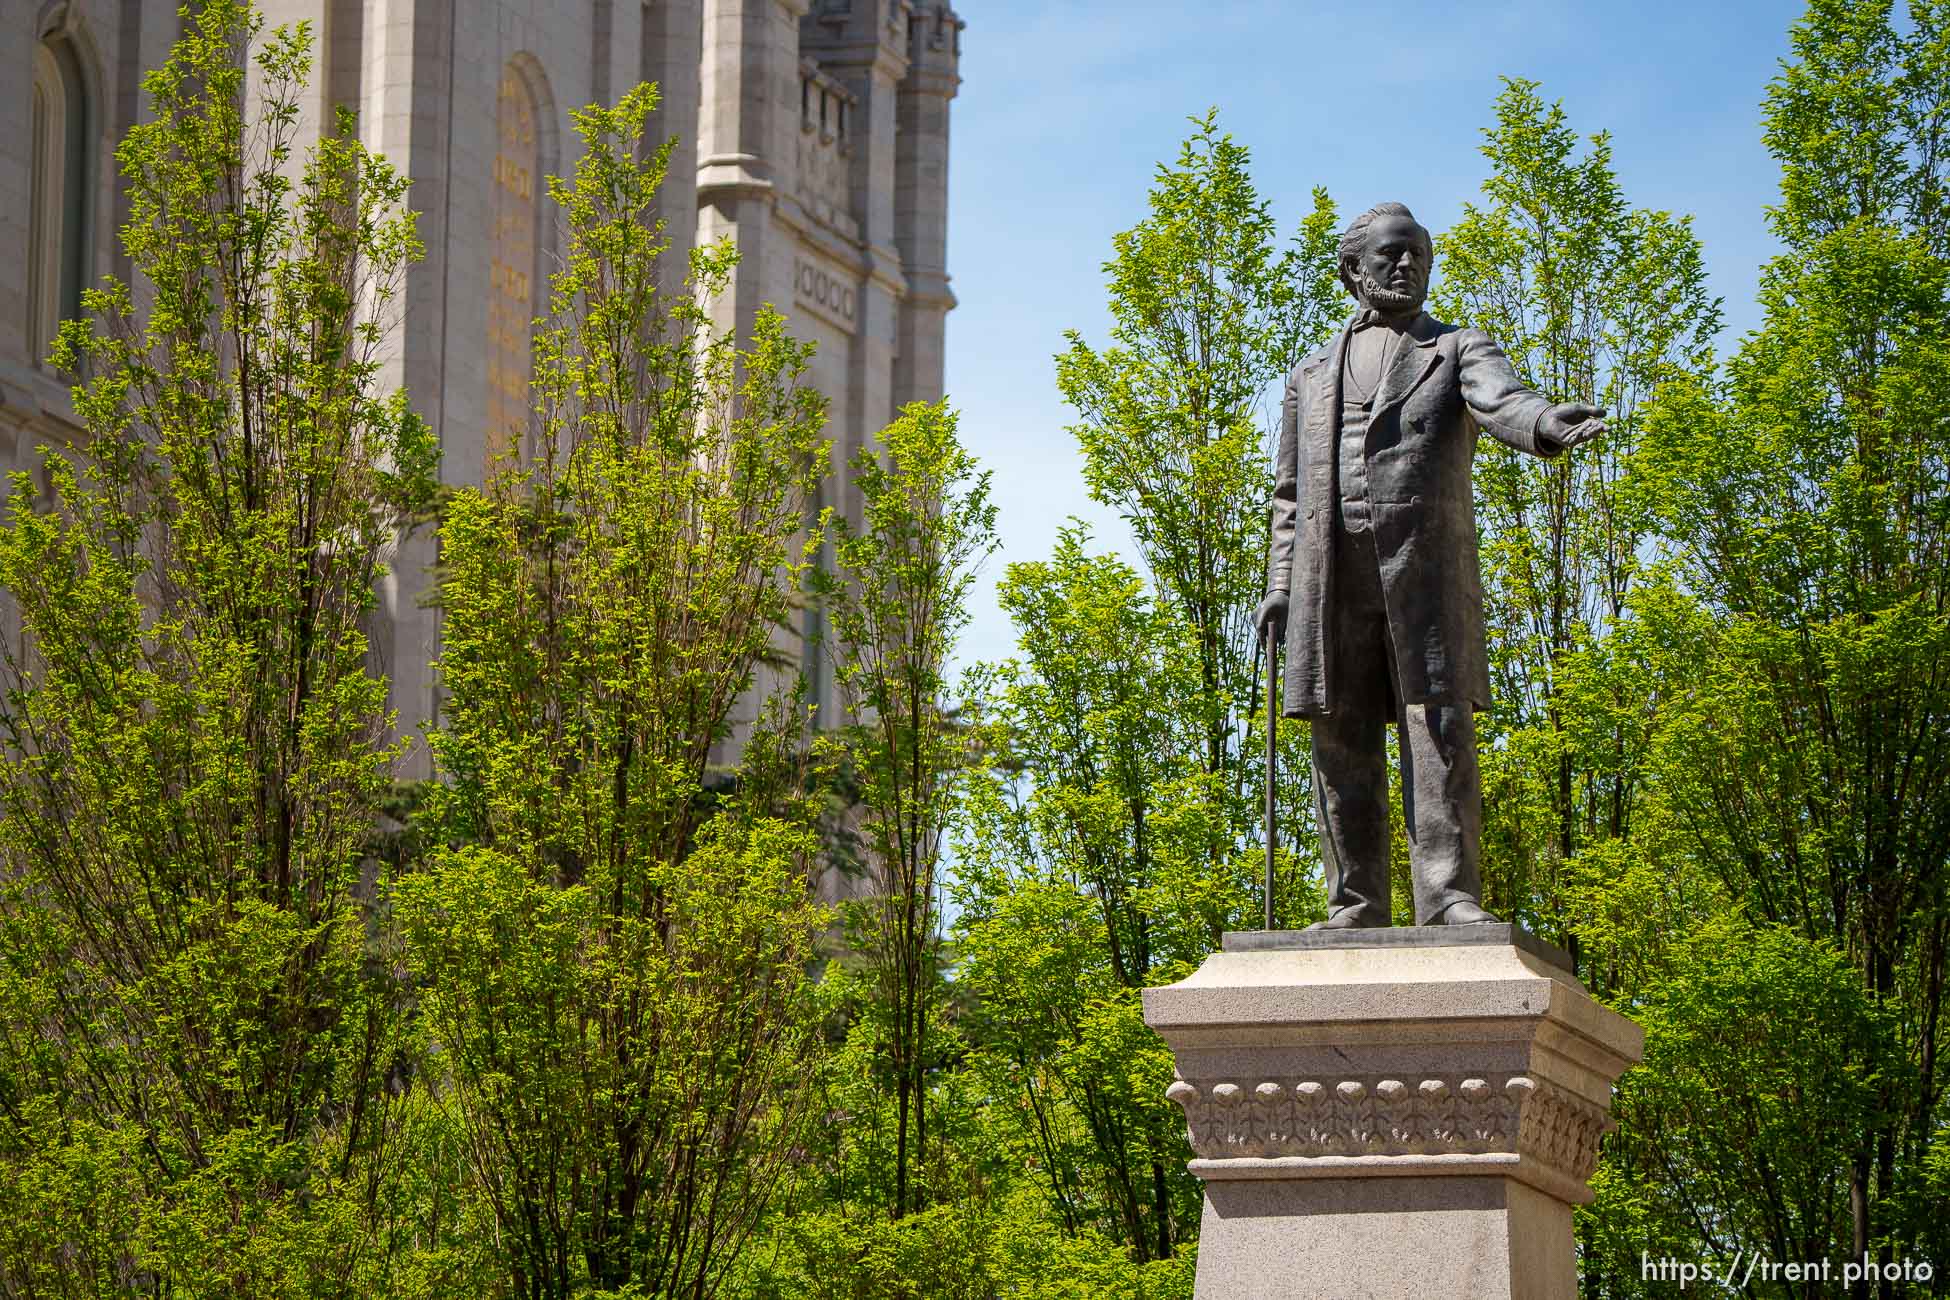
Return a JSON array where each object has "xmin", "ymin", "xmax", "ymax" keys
[{"xmin": 1545, "ymin": 402, "xmax": 1607, "ymax": 449}]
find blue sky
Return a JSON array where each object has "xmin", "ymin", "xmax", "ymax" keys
[{"xmin": 940, "ymin": 0, "xmax": 1801, "ymax": 670}]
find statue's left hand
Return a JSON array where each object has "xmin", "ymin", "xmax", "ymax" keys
[{"xmin": 1544, "ymin": 402, "xmax": 1607, "ymax": 449}]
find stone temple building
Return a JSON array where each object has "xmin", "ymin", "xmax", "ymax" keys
[{"xmin": 0, "ymin": 0, "xmax": 963, "ymax": 773}]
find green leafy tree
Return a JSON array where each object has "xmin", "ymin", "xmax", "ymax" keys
[
  {"xmin": 0, "ymin": 4, "xmax": 449, "ymax": 1293},
  {"xmin": 1056, "ymin": 112, "xmax": 1338, "ymax": 834},
  {"xmin": 728, "ymin": 1189, "xmax": 1194, "ymax": 1300},
  {"xmin": 949, "ymin": 114, "xmax": 1341, "ymax": 1267},
  {"xmin": 812, "ymin": 399, "xmax": 997, "ymax": 1220},
  {"xmin": 1427, "ymin": 78, "xmax": 1721, "ymax": 953},
  {"xmin": 1614, "ymin": 0, "xmax": 1950, "ymax": 1286},
  {"xmin": 397, "ymin": 84, "xmax": 831, "ymax": 1298},
  {"xmin": 1582, "ymin": 917, "xmax": 1895, "ymax": 1299},
  {"xmin": 953, "ymin": 528, "xmax": 1217, "ymax": 1261}
]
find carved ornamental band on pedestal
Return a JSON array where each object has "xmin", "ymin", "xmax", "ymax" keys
[
  {"xmin": 1167, "ymin": 1073, "xmax": 1609, "ymax": 1173},
  {"xmin": 1165, "ymin": 1072, "xmax": 1614, "ymax": 1214}
]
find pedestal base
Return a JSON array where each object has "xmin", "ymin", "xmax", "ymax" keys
[
  {"xmin": 1140, "ymin": 926, "xmax": 1643, "ymax": 1300},
  {"xmin": 1195, "ymin": 1175, "xmax": 1571, "ymax": 1300}
]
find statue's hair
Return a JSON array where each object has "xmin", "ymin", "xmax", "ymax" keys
[{"xmin": 1338, "ymin": 202, "xmax": 1427, "ymax": 298}]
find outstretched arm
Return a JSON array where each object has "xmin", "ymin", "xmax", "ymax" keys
[{"xmin": 1456, "ymin": 328, "xmax": 1606, "ymax": 456}]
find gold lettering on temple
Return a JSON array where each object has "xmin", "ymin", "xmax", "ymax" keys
[{"xmin": 487, "ymin": 65, "xmax": 539, "ymax": 472}]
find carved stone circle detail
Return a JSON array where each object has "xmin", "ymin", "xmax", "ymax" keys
[{"xmin": 1164, "ymin": 1075, "xmax": 1611, "ymax": 1178}]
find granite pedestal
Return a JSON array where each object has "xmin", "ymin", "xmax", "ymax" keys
[{"xmin": 1140, "ymin": 925, "xmax": 1643, "ymax": 1300}]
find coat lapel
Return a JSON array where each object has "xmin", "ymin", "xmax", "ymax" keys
[
  {"xmin": 1374, "ymin": 312, "xmax": 1442, "ymax": 415},
  {"xmin": 1297, "ymin": 328, "xmax": 1348, "ymax": 717},
  {"xmin": 1306, "ymin": 328, "xmax": 1349, "ymax": 454}
]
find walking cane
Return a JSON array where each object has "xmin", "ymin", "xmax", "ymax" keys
[{"xmin": 1263, "ymin": 623, "xmax": 1278, "ymax": 931}]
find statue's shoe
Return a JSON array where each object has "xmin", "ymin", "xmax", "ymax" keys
[
  {"xmin": 1430, "ymin": 899, "xmax": 1500, "ymax": 925},
  {"xmin": 1305, "ymin": 907, "xmax": 1389, "ymax": 930}
]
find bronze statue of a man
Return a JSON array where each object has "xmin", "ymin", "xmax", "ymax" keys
[{"xmin": 1255, "ymin": 202, "xmax": 1604, "ymax": 928}]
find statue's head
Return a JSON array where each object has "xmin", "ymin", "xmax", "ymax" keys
[{"xmin": 1338, "ymin": 202, "xmax": 1433, "ymax": 316}]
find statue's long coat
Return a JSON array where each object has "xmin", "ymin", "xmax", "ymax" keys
[{"xmin": 1267, "ymin": 311, "xmax": 1562, "ymax": 720}]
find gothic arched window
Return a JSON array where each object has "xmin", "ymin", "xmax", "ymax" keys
[
  {"xmin": 487, "ymin": 59, "xmax": 545, "ymax": 472},
  {"xmin": 27, "ymin": 35, "xmax": 90, "ymax": 367}
]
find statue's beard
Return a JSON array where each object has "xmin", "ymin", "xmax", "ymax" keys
[{"xmin": 1358, "ymin": 272, "xmax": 1425, "ymax": 316}]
